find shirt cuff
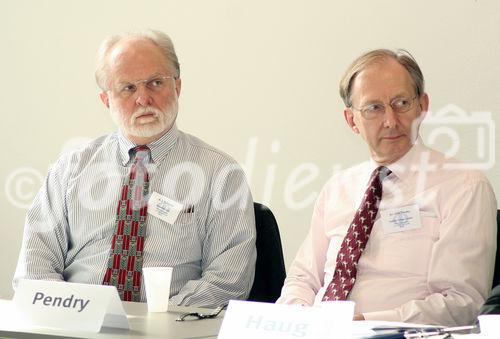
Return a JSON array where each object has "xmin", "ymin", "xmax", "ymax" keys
[{"xmin": 362, "ymin": 309, "xmax": 400, "ymax": 322}]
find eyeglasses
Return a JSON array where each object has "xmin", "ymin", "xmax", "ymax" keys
[
  {"xmin": 110, "ymin": 75, "xmax": 176, "ymax": 99},
  {"xmin": 350, "ymin": 96, "xmax": 417, "ymax": 120},
  {"xmin": 175, "ymin": 305, "xmax": 226, "ymax": 322}
]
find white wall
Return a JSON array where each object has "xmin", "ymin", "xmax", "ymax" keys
[{"xmin": 1, "ymin": 0, "xmax": 499, "ymax": 299}]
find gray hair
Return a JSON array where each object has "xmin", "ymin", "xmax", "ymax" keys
[
  {"xmin": 339, "ymin": 49, "xmax": 424, "ymax": 107},
  {"xmin": 95, "ymin": 29, "xmax": 180, "ymax": 91}
]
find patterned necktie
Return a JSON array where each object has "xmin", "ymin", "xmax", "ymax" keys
[
  {"xmin": 102, "ymin": 145, "xmax": 150, "ymax": 301},
  {"xmin": 322, "ymin": 166, "xmax": 391, "ymax": 301}
]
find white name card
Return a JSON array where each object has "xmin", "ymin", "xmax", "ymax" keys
[
  {"xmin": 13, "ymin": 279, "xmax": 129, "ymax": 333},
  {"xmin": 218, "ymin": 300, "xmax": 354, "ymax": 339},
  {"xmin": 381, "ymin": 204, "xmax": 422, "ymax": 234},
  {"xmin": 148, "ymin": 191, "xmax": 184, "ymax": 224}
]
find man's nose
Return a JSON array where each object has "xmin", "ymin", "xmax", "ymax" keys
[
  {"xmin": 134, "ymin": 85, "xmax": 153, "ymax": 106},
  {"xmin": 383, "ymin": 106, "xmax": 398, "ymax": 128}
]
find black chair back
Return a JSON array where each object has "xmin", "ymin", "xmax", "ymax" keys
[
  {"xmin": 493, "ymin": 210, "xmax": 500, "ymax": 287},
  {"xmin": 248, "ymin": 203, "xmax": 286, "ymax": 303}
]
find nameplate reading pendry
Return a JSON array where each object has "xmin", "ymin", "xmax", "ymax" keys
[
  {"xmin": 13, "ymin": 279, "xmax": 129, "ymax": 333},
  {"xmin": 32, "ymin": 292, "xmax": 89, "ymax": 312}
]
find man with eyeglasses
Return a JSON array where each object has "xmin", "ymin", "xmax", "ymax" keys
[
  {"xmin": 277, "ymin": 49, "xmax": 496, "ymax": 326},
  {"xmin": 13, "ymin": 30, "xmax": 256, "ymax": 307}
]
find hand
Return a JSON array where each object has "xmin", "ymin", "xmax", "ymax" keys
[{"xmin": 353, "ymin": 313, "xmax": 365, "ymax": 321}]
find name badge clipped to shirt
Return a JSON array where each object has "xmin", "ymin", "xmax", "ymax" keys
[
  {"xmin": 148, "ymin": 192, "xmax": 183, "ymax": 224},
  {"xmin": 380, "ymin": 204, "xmax": 422, "ymax": 234}
]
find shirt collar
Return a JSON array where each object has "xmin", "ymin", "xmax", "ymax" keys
[
  {"xmin": 369, "ymin": 137, "xmax": 425, "ymax": 181},
  {"xmin": 117, "ymin": 124, "xmax": 180, "ymax": 166}
]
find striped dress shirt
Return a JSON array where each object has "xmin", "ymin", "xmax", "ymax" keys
[{"xmin": 13, "ymin": 124, "xmax": 256, "ymax": 307}]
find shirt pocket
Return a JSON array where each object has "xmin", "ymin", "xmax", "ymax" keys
[
  {"xmin": 152, "ymin": 210, "xmax": 197, "ymax": 238},
  {"xmin": 173, "ymin": 210, "xmax": 196, "ymax": 225},
  {"xmin": 146, "ymin": 210, "xmax": 201, "ymax": 264},
  {"xmin": 367, "ymin": 213, "xmax": 440, "ymax": 276}
]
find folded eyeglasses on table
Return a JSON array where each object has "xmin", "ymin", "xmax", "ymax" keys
[{"xmin": 176, "ymin": 305, "xmax": 226, "ymax": 322}]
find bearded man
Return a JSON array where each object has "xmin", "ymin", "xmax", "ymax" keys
[{"xmin": 13, "ymin": 30, "xmax": 256, "ymax": 308}]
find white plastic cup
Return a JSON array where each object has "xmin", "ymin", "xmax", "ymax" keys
[
  {"xmin": 143, "ymin": 267, "xmax": 173, "ymax": 312},
  {"xmin": 478, "ymin": 314, "xmax": 500, "ymax": 338}
]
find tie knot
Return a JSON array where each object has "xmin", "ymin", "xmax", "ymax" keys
[
  {"xmin": 132, "ymin": 146, "xmax": 150, "ymax": 164},
  {"xmin": 373, "ymin": 166, "xmax": 391, "ymax": 181}
]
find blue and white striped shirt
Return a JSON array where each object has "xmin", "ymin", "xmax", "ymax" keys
[{"xmin": 13, "ymin": 124, "xmax": 256, "ymax": 307}]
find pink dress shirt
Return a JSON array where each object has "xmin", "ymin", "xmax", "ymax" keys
[{"xmin": 277, "ymin": 142, "xmax": 497, "ymax": 326}]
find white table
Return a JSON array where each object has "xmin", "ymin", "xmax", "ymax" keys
[
  {"xmin": 0, "ymin": 299, "xmax": 223, "ymax": 338},
  {"xmin": 0, "ymin": 299, "xmax": 483, "ymax": 338}
]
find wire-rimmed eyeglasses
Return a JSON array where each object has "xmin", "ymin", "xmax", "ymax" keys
[
  {"xmin": 109, "ymin": 75, "xmax": 177, "ymax": 99},
  {"xmin": 350, "ymin": 96, "xmax": 418, "ymax": 120},
  {"xmin": 175, "ymin": 305, "xmax": 226, "ymax": 322}
]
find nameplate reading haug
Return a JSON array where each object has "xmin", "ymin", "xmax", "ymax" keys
[
  {"xmin": 218, "ymin": 300, "xmax": 354, "ymax": 339},
  {"xmin": 13, "ymin": 279, "xmax": 129, "ymax": 333}
]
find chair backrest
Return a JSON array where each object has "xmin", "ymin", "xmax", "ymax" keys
[
  {"xmin": 480, "ymin": 210, "xmax": 500, "ymax": 315},
  {"xmin": 248, "ymin": 202, "xmax": 286, "ymax": 303},
  {"xmin": 493, "ymin": 210, "xmax": 500, "ymax": 287}
]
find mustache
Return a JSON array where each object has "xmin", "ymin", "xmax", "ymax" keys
[{"xmin": 130, "ymin": 106, "xmax": 165, "ymax": 121}]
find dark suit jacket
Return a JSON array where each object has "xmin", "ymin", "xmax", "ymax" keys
[{"xmin": 480, "ymin": 285, "xmax": 500, "ymax": 315}]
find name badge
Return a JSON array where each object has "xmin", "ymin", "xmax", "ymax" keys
[
  {"xmin": 380, "ymin": 204, "xmax": 422, "ymax": 234},
  {"xmin": 13, "ymin": 279, "xmax": 129, "ymax": 333},
  {"xmin": 218, "ymin": 300, "xmax": 354, "ymax": 339},
  {"xmin": 147, "ymin": 192, "xmax": 183, "ymax": 224}
]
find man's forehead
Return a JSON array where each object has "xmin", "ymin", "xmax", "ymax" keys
[
  {"xmin": 108, "ymin": 39, "xmax": 157, "ymax": 64},
  {"xmin": 351, "ymin": 58, "xmax": 414, "ymax": 100},
  {"xmin": 106, "ymin": 38, "xmax": 169, "ymax": 80}
]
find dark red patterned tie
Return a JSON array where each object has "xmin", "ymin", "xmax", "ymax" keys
[
  {"xmin": 322, "ymin": 166, "xmax": 391, "ymax": 301},
  {"xmin": 102, "ymin": 146, "xmax": 150, "ymax": 301}
]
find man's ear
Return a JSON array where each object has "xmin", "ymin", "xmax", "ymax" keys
[
  {"xmin": 175, "ymin": 78, "xmax": 182, "ymax": 97},
  {"xmin": 99, "ymin": 91, "xmax": 110, "ymax": 108},
  {"xmin": 418, "ymin": 93, "xmax": 429, "ymax": 119},
  {"xmin": 344, "ymin": 108, "xmax": 359, "ymax": 133}
]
